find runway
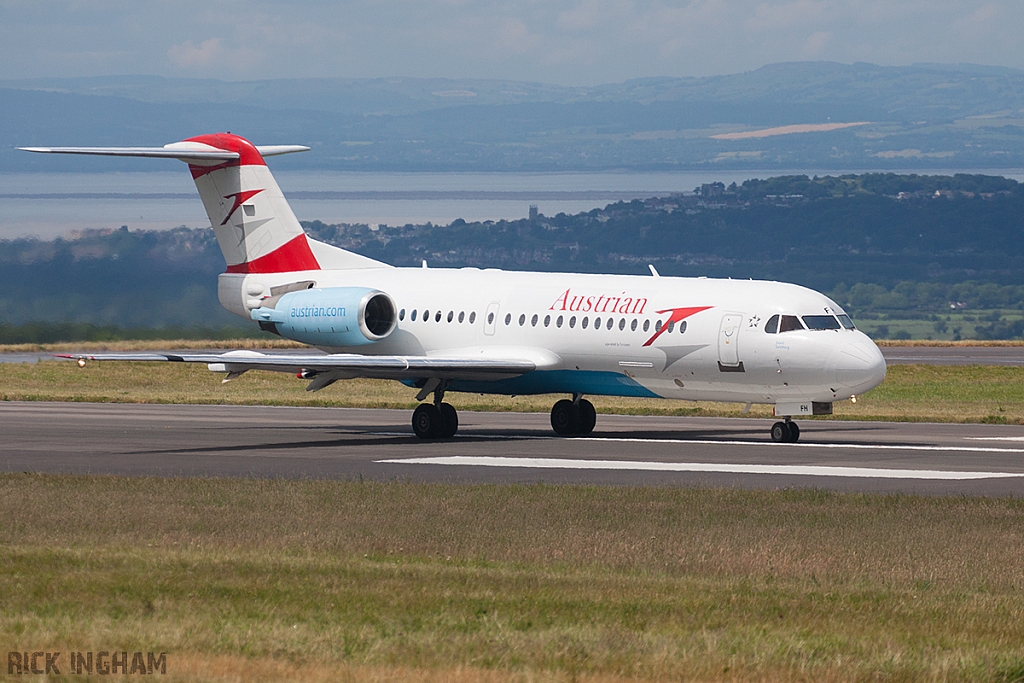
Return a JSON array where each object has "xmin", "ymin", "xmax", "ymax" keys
[
  {"xmin": 3, "ymin": 401, "xmax": 1024, "ymax": 495},
  {"xmin": 881, "ymin": 345, "xmax": 1024, "ymax": 365}
]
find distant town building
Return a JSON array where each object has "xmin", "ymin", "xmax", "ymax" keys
[
  {"xmin": 700, "ymin": 182, "xmax": 725, "ymax": 198},
  {"xmin": 529, "ymin": 205, "xmax": 539, "ymax": 222}
]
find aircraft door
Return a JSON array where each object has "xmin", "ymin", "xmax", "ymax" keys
[
  {"xmin": 483, "ymin": 302, "xmax": 500, "ymax": 336},
  {"xmin": 718, "ymin": 314, "xmax": 742, "ymax": 367}
]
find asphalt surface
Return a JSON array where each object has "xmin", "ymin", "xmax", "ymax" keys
[
  {"xmin": 4, "ymin": 401, "xmax": 1024, "ymax": 496},
  {"xmin": 880, "ymin": 345, "xmax": 1024, "ymax": 365}
]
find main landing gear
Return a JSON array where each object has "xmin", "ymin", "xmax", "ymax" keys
[
  {"xmin": 412, "ymin": 380, "xmax": 458, "ymax": 439},
  {"xmin": 412, "ymin": 391, "xmax": 598, "ymax": 439},
  {"xmin": 770, "ymin": 418, "xmax": 800, "ymax": 443},
  {"xmin": 550, "ymin": 395, "xmax": 596, "ymax": 436},
  {"xmin": 412, "ymin": 402, "xmax": 458, "ymax": 439}
]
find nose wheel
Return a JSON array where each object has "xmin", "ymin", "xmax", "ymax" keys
[{"xmin": 770, "ymin": 420, "xmax": 800, "ymax": 443}]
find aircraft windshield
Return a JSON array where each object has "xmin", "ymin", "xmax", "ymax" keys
[
  {"xmin": 802, "ymin": 315, "xmax": 841, "ymax": 330},
  {"xmin": 837, "ymin": 314, "xmax": 856, "ymax": 330},
  {"xmin": 779, "ymin": 315, "xmax": 803, "ymax": 332}
]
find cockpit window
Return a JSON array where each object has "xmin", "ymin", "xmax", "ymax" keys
[
  {"xmin": 837, "ymin": 314, "xmax": 855, "ymax": 330},
  {"xmin": 765, "ymin": 315, "xmax": 779, "ymax": 334},
  {"xmin": 802, "ymin": 315, "xmax": 841, "ymax": 330},
  {"xmin": 779, "ymin": 315, "xmax": 804, "ymax": 332}
]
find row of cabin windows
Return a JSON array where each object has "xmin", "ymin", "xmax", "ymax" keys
[
  {"xmin": 396, "ymin": 308, "xmax": 687, "ymax": 334},
  {"xmin": 502, "ymin": 312, "xmax": 686, "ymax": 334},
  {"xmin": 399, "ymin": 309, "xmax": 478, "ymax": 324},
  {"xmin": 765, "ymin": 313, "xmax": 856, "ymax": 333}
]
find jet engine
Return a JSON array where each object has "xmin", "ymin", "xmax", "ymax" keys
[{"xmin": 250, "ymin": 287, "xmax": 397, "ymax": 347}]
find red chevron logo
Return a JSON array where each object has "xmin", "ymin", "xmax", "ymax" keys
[
  {"xmin": 642, "ymin": 306, "xmax": 713, "ymax": 346},
  {"xmin": 221, "ymin": 189, "xmax": 264, "ymax": 225}
]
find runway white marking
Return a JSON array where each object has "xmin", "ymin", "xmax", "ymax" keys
[
  {"xmin": 369, "ymin": 432, "xmax": 1024, "ymax": 454},
  {"xmin": 966, "ymin": 436, "xmax": 1024, "ymax": 442},
  {"xmin": 376, "ymin": 456, "xmax": 1024, "ymax": 480}
]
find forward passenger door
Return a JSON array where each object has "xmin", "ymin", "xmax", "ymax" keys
[{"xmin": 718, "ymin": 314, "xmax": 742, "ymax": 368}]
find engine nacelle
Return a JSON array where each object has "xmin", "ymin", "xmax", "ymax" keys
[{"xmin": 250, "ymin": 287, "xmax": 397, "ymax": 347}]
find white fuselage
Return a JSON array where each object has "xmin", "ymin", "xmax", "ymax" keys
[{"xmin": 221, "ymin": 267, "xmax": 887, "ymax": 405}]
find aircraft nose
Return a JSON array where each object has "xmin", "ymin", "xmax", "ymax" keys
[{"xmin": 834, "ymin": 337, "xmax": 887, "ymax": 393}]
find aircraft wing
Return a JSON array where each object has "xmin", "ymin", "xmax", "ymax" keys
[{"xmin": 57, "ymin": 350, "xmax": 537, "ymax": 384}]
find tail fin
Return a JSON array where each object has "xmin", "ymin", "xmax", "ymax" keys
[
  {"xmin": 184, "ymin": 133, "xmax": 320, "ymax": 273},
  {"xmin": 21, "ymin": 133, "xmax": 387, "ymax": 273}
]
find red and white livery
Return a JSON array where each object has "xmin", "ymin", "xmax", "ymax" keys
[{"xmin": 23, "ymin": 133, "xmax": 886, "ymax": 442}]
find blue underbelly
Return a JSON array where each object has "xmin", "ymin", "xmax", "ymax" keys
[{"xmin": 404, "ymin": 369, "xmax": 662, "ymax": 398}]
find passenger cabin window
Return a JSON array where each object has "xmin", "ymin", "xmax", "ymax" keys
[
  {"xmin": 399, "ymin": 308, "xmax": 406, "ymax": 321},
  {"xmin": 458, "ymin": 311, "xmax": 465, "ymax": 323},
  {"xmin": 504, "ymin": 313, "xmax": 511, "ymax": 325},
  {"xmin": 470, "ymin": 312, "xmax": 476, "ymax": 324},
  {"xmin": 678, "ymin": 320, "xmax": 687, "ymax": 334},
  {"xmin": 779, "ymin": 315, "xmax": 803, "ymax": 332},
  {"xmin": 435, "ymin": 311, "xmax": 442, "ymax": 322},
  {"xmin": 838, "ymin": 314, "xmax": 855, "ymax": 330},
  {"xmin": 802, "ymin": 315, "xmax": 841, "ymax": 330},
  {"xmin": 765, "ymin": 314, "xmax": 779, "ymax": 334},
  {"xmin": 447, "ymin": 311, "xmax": 454, "ymax": 323}
]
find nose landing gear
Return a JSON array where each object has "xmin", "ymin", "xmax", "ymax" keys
[
  {"xmin": 551, "ymin": 395, "xmax": 596, "ymax": 436},
  {"xmin": 770, "ymin": 419, "xmax": 800, "ymax": 443}
]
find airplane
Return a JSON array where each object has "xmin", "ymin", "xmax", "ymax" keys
[{"xmin": 21, "ymin": 133, "xmax": 886, "ymax": 443}]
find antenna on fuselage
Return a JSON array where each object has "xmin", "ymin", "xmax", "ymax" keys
[{"xmin": 648, "ymin": 264, "xmax": 660, "ymax": 277}]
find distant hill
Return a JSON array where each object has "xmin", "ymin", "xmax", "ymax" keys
[
  {"xmin": 1, "ymin": 173, "xmax": 1023, "ymax": 341},
  {"xmin": 4, "ymin": 62, "xmax": 1024, "ymax": 172}
]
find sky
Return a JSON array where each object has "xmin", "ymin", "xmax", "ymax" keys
[{"xmin": 1, "ymin": 0, "xmax": 1021, "ymax": 85}]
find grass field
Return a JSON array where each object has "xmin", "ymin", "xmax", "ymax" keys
[
  {"xmin": 3, "ymin": 475, "xmax": 1024, "ymax": 682},
  {"xmin": 3, "ymin": 347, "xmax": 1024, "ymax": 681},
  {"xmin": 857, "ymin": 311, "xmax": 1024, "ymax": 341},
  {"xmin": 2, "ymin": 359, "xmax": 1023, "ymax": 424}
]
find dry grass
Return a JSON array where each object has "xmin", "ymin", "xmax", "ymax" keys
[
  {"xmin": 1, "ymin": 360, "xmax": 1023, "ymax": 424},
  {"xmin": 4, "ymin": 475, "xmax": 1024, "ymax": 682}
]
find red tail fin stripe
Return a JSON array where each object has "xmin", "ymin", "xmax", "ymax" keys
[
  {"xmin": 185, "ymin": 133, "xmax": 266, "ymax": 178},
  {"xmin": 225, "ymin": 234, "xmax": 321, "ymax": 274}
]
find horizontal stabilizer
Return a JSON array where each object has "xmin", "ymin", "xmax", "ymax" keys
[
  {"xmin": 19, "ymin": 143, "xmax": 309, "ymax": 162},
  {"xmin": 19, "ymin": 146, "xmax": 239, "ymax": 161}
]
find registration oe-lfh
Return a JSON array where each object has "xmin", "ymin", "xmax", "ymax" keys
[{"xmin": 23, "ymin": 133, "xmax": 886, "ymax": 443}]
